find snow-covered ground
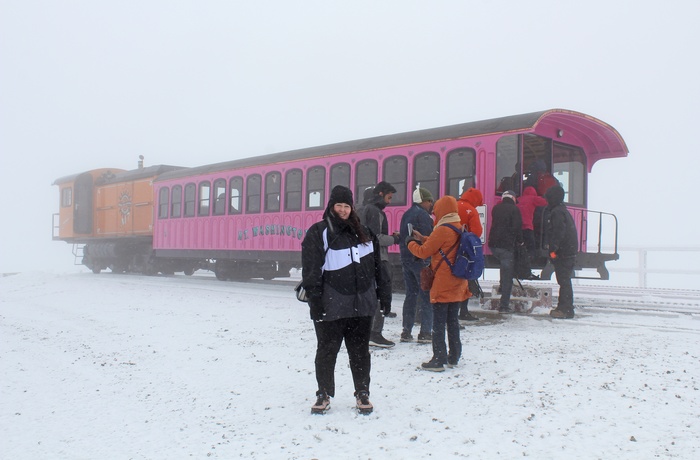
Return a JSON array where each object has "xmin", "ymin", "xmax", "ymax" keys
[{"xmin": 1, "ymin": 271, "xmax": 698, "ymax": 459}]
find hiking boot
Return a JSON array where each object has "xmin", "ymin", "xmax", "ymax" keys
[
  {"xmin": 311, "ymin": 392, "xmax": 331, "ymax": 414},
  {"xmin": 355, "ymin": 391, "xmax": 373, "ymax": 414},
  {"xmin": 369, "ymin": 334, "xmax": 395, "ymax": 348},
  {"xmin": 446, "ymin": 361, "xmax": 458, "ymax": 368},
  {"xmin": 498, "ymin": 306, "xmax": 513, "ymax": 314},
  {"xmin": 416, "ymin": 333, "xmax": 432, "ymax": 344},
  {"xmin": 421, "ymin": 358, "xmax": 445, "ymax": 372},
  {"xmin": 459, "ymin": 312, "xmax": 480, "ymax": 321},
  {"xmin": 550, "ymin": 308, "xmax": 574, "ymax": 319},
  {"xmin": 385, "ymin": 312, "xmax": 397, "ymax": 318},
  {"xmin": 400, "ymin": 331, "xmax": 413, "ymax": 342}
]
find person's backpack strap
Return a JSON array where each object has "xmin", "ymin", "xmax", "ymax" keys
[{"xmin": 438, "ymin": 223, "xmax": 461, "ymax": 266}]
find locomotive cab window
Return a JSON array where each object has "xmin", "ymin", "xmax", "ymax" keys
[
  {"xmin": 265, "ymin": 171, "xmax": 281, "ymax": 212},
  {"xmin": 184, "ymin": 183, "xmax": 196, "ymax": 217},
  {"xmin": 447, "ymin": 148, "xmax": 476, "ymax": 197},
  {"xmin": 306, "ymin": 166, "xmax": 325, "ymax": 210},
  {"xmin": 158, "ymin": 187, "xmax": 169, "ymax": 219},
  {"xmin": 383, "ymin": 155, "xmax": 407, "ymax": 205},
  {"xmin": 198, "ymin": 181, "xmax": 211, "ymax": 216},
  {"xmin": 284, "ymin": 169, "xmax": 302, "ymax": 212},
  {"xmin": 355, "ymin": 159, "xmax": 378, "ymax": 203},
  {"xmin": 213, "ymin": 179, "xmax": 227, "ymax": 216},
  {"xmin": 61, "ymin": 187, "xmax": 72, "ymax": 207},
  {"xmin": 171, "ymin": 185, "xmax": 182, "ymax": 218},
  {"xmin": 246, "ymin": 174, "xmax": 261, "ymax": 213},
  {"xmin": 414, "ymin": 151, "xmax": 440, "ymax": 202},
  {"xmin": 229, "ymin": 177, "xmax": 243, "ymax": 214}
]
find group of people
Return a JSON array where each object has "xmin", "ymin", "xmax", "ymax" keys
[{"xmin": 300, "ymin": 181, "xmax": 577, "ymax": 415}]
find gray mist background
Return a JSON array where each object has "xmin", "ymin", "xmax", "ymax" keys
[{"xmin": 1, "ymin": 0, "xmax": 698, "ymax": 273}]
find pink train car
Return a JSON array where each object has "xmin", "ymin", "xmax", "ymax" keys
[{"xmin": 151, "ymin": 108, "xmax": 627, "ymax": 281}]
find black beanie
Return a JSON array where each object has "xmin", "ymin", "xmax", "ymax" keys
[
  {"xmin": 329, "ymin": 185, "xmax": 354, "ymax": 207},
  {"xmin": 545, "ymin": 185, "xmax": 565, "ymax": 206}
]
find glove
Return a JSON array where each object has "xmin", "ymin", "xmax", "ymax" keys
[
  {"xmin": 308, "ymin": 296, "xmax": 324, "ymax": 321},
  {"xmin": 549, "ymin": 251, "xmax": 557, "ymax": 259},
  {"xmin": 405, "ymin": 235, "xmax": 420, "ymax": 247},
  {"xmin": 381, "ymin": 301, "xmax": 392, "ymax": 317}
]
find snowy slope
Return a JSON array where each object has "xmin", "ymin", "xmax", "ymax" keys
[{"xmin": 1, "ymin": 272, "xmax": 698, "ymax": 459}]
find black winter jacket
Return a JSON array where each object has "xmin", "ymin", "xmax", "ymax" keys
[
  {"xmin": 301, "ymin": 214, "xmax": 391, "ymax": 321},
  {"xmin": 488, "ymin": 197, "xmax": 523, "ymax": 250},
  {"xmin": 543, "ymin": 204, "xmax": 578, "ymax": 257}
]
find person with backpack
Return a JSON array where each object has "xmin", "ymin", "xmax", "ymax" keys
[
  {"xmin": 301, "ymin": 186, "xmax": 391, "ymax": 415},
  {"xmin": 358, "ymin": 181, "xmax": 400, "ymax": 348},
  {"xmin": 456, "ymin": 187, "xmax": 484, "ymax": 321},
  {"xmin": 487, "ymin": 190, "xmax": 524, "ymax": 313},
  {"xmin": 398, "ymin": 187, "xmax": 435, "ymax": 344},
  {"xmin": 543, "ymin": 185, "xmax": 578, "ymax": 319},
  {"xmin": 406, "ymin": 195, "xmax": 471, "ymax": 372}
]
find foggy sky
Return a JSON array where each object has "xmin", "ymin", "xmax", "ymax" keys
[{"xmin": 1, "ymin": 0, "xmax": 698, "ymax": 272}]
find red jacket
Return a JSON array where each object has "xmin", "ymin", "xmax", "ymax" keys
[
  {"xmin": 408, "ymin": 196, "xmax": 470, "ymax": 304},
  {"xmin": 457, "ymin": 188, "xmax": 483, "ymax": 237},
  {"xmin": 517, "ymin": 186, "xmax": 547, "ymax": 231}
]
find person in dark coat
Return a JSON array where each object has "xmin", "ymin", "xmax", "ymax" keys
[
  {"xmin": 357, "ymin": 181, "xmax": 400, "ymax": 348},
  {"xmin": 398, "ymin": 187, "xmax": 434, "ymax": 343},
  {"xmin": 301, "ymin": 186, "xmax": 391, "ymax": 414},
  {"xmin": 543, "ymin": 185, "xmax": 578, "ymax": 319},
  {"xmin": 487, "ymin": 190, "xmax": 524, "ymax": 313}
]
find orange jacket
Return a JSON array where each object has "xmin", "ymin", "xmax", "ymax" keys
[
  {"xmin": 457, "ymin": 188, "xmax": 484, "ymax": 237},
  {"xmin": 408, "ymin": 196, "xmax": 470, "ymax": 304}
]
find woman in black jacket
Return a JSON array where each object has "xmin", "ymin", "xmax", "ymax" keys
[{"xmin": 301, "ymin": 185, "xmax": 391, "ymax": 415}]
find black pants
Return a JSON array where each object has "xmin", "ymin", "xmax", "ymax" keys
[
  {"xmin": 313, "ymin": 316, "xmax": 373, "ymax": 397},
  {"xmin": 553, "ymin": 256, "xmax": 575, "ymax": 312}
]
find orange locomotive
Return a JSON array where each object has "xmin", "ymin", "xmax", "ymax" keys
[{"xmin": 52, "ymin": 160, "xmax": 196, "ymax": 274}]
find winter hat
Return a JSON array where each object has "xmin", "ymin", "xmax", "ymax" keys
[
  {"xmin": 544, "ymin": 185, "xmax": 565, "ymax": 206},
  {"xmin": 502, "ymin": 190, "xmax": 517, "ymax": 202},
  {"xmin": 373, "ymin": 181, "xmax": 397, "ymax": 195},
  {"xmin": 412, "ymin": 187, "xmax": 433, "ymax": 203},
  {"xmin": 328, "ymin": 185, "xmax": 354, "ymax": 207}
]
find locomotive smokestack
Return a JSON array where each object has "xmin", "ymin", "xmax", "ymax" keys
[{"xmin": 138, "ymin": 155, "xmax": 144, "ymax": 169}]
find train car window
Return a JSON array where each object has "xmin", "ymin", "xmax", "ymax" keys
[
  {"xmin": 198, "ymin": 181, "xmax": 211, "ymax": 216},
  {"xmin": 213, "ymin": 179, "xmax": 227, "ymax": 216},
  {"xmin": 284, "ymin": 169, "xmax": 302, "ymax": 212},
  {"xmin": 330, "ymin": 163, "xmax": 351, "ymax": 190},
  {"xmin": 184, "ymin": 183, "xmax": 196, "ymax": 217},
  {"xmin": 171, "ymin": 185, "xmax": 182, "ymax": 218},
  {"xmin": 265, "ymin": 171, "xmax": 281, "ymax": 212},
  {"xmin": 229, "ymin": 176, "xmax": 243, "ymax": 214},
  {"xmin": 61, "ymin": 187, "xmax": 72, "ymax": 207},
  {"xmin": 496, "ymin": 135, "xmax": 520, "ymax": 195},
  {"xmin": 414, "ymin": 151, "xmax": 441, "ymax": 201},
  {"xmin": 355, "ymin": 159, "xmax": 378, "ymax": 202},
  {"xmin": 446, "ymin": 148, "xmax": 476, "ymax": 197},
  {"xmin": 246, "ymin": 174, "xmax": 262, "ymax": 213},
  {"xmin": 522, "ymin": 134, "xmax": 553, "ymax": 193},
  {"xmin": 306, "ymin": 166, "xmax": 325, "ymax": 210},
  {"xmin": 383, "ymin": 155, "xmax": 407, "ymax": 205},
  {"xmin": 553, "ymin": 143, "xmax": 586, "ymax": 206},
  {"xmin": 158, "ymin": 187, "xmax": 169, "ymax": 219}
]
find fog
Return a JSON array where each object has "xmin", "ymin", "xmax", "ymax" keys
[{"xmin": 1, "ymin": 0, "xmax": 698, "ymax": 273}]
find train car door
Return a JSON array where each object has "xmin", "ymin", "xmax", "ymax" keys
[{"xmin": 73, "ymin": 173, "xmax": 94, "ymax": 234}]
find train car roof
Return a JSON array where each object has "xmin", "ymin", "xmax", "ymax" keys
[
  {"xmin": 53, "ymin": 165, "xmax": 185, "ymax": 186},
  {"xmin": 151, "ymin": 108, "xmax": 628, "ymax": 181}
]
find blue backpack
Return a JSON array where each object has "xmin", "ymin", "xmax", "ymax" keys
[{"xmin": 438, "ymin": 223, "xmax": 484, "ymax": 280}]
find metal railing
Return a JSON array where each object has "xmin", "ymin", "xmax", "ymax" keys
[{"xmin": 603, "ymin": 246, "xmax": 700, "ymax": 289}]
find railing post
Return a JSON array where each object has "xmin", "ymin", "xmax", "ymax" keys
[{"xmin": 639, "ymin": 249, "xmax": 647, "ymax": 288}]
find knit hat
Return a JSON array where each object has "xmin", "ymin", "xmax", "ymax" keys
[
  {"xmin": 412, "ymin": 187, "xmax": 433, "ymax": 203},
  {"xmin": 328, "ymin": 185, "xmax": 354, "ymax": 207},
  {"xmin": 502, "ymin": 190, "xmax": 517, "ymax": 201}
]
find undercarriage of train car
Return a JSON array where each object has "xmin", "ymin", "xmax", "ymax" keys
[{"xmin": 79, "ymin": 240, "xmax": 202, "ymax": 276}]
